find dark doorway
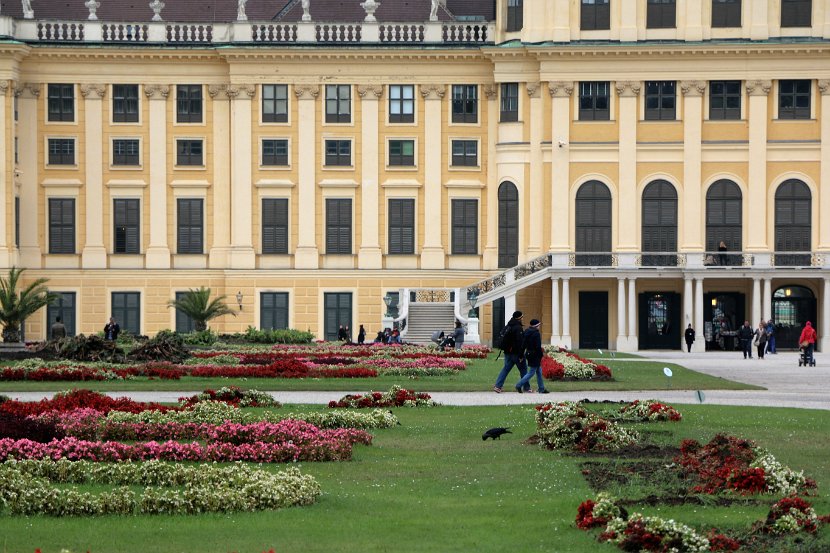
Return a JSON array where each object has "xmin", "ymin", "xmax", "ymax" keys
[
  {"xmin": 773, "ymin": 285, "xmax": 817, "ymax": 350},
  {"xmin": 704, "ymin": 292, "xmax": 746, "ymax": 351},
  {"xmin": 498, "ymin": 181, "xmax": 519, "ymax": 268},
  {"xmin": 491, "ymin": 297, "xmax": 506, "ymax": 348},
  {"xmin": 579, "ymin": 291, "xmax": 608, "ymax": 349},
  {"xmin": 775, "ymin": 180, "xmax": 811, "ymax": 266},
  {"xmin": 575, "ymin": 180, "xmax": 612, "ymax": 266},
  {"xmin": 706, "ymin": 179, "xmax": 742, "ymax": 266},
  {"xmin": 324, "ymin": 292, "xmax": 352, "ymax": 341},
  {"xmin": 641, "ymin": 180, "xmax": 678, "ymax": 267},
  {"xmin": 638, "ymin": 292, "xmax": 681, "ymax": 349}
]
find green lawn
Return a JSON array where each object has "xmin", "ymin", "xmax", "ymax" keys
[
  {"xmin": 574, "ymin": 349, "xmax": 642, "ymax": 359},
  {"xmin": 2, "ymin": 403, "xmax": 827, "ymax": 553},
  {"xmin": 0, "ymin": 356, "xmax": 760, "ymax": 393}
]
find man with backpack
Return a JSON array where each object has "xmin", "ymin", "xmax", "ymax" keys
[{"xmin": 493, "ymin": 311, "xmax": 530, "ymax": 393}]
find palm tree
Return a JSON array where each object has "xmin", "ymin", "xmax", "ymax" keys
[
  {"xmin": 167, "ymin": 287, "xmax": 236, "ymax": 332},
  {"xmin": 0, "ymin": 267, "xmax": 58, "ymax": 343}
]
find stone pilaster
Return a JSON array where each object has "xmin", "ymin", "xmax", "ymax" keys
[
  {"xmin": 482, "ymin": 84, "xmax": 499, "ymax": 268},
  {"xmin": 0, "ymin": 81, "xmax": 9, "ymax": 268},
  {"xmin": 681, "ymin": 81, "xmax": 705, "ymax": 251},
  {"xmin": 527, "ymin": 82, "xmax": 542, "ymax": 257},
  {"xmin": 144, "ymin": 84, "xmax": 171, "ymax": 267},
  {"xmin": 294, "ymin": 84, "xmax": 320, "ymax": 268},
  {"xmin": 16, "ymin": 83, "xmax": 42, "ymax": 267},
  {"xmin": 357, "ymin": 84, "xmax": 383, "ymax": 268},
  {"xmin": 746, "ymin": 80, "xmax": 771, "ymax": 251},
  {"xmin": 548, "ymin": 81, "xmax": 572, "ymax": 252},
  {"xmin": 208, "ymin": 84, "xmax": 232, "ymax": 267},
  {"xmin": 615, "ymin": 81, "xmax": 640, "ymax": 251},
  {"xmin": 819, "ymin": 81, "xmax": 830, "ymax": 249},
  {"xmin": 80, "ymin": 84, "xmax": 107, "ymax": 268},
  {"xmin": 420, "ymin": 84, "xmax": 445, "ymax": 269},
  {"xmin": 228, "ymin": 84, "xmax": 256, "ymax": 269}
]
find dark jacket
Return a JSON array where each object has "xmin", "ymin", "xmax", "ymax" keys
[
  {"xmin": 501, "ymin": 318, "xmax": 524, "ymax": 355},
  {"xmin": 737, "ymin": 325, "xmax": 754, "ymax": 342},
  {"xmin": 522, "ymin": 326, "xmax": 543, "ymax": 366},
  {"xmin": 104, "ymin": 322, "xmax": 120, "ymax": 341},
  {"xmin": 684, "ymin": 327, "xmax": 695, "ymax": 344}
]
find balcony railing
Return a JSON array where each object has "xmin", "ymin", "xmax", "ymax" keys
[{"xmin": 771, "ymin": 252, "xmax": 825, "ymax": 268}]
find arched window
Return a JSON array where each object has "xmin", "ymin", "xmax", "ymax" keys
[
  {"xmin": 775, "ymin": 179, "xmax": 811, "ymax": 266},
  {"xmin": 498, "ymin": 181, "xmax": 519, "ymax": 268},
  {"xmin": 772, "ymin": 285, "xmax": 817, "ymax": 350},
  {"xmin": 641, "ymin": 180, "xmax": 678, "ymax": 266},
  {"xmin": 575, "ymin": 180, "xmax": 612, "ymax": 266},
  {"xmin": 706, "ymin": 180, "xmax": 742, "ymax": 266}
]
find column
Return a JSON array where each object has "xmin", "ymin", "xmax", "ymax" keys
[
  {"xmin": 80, "ymin": 84, "xmax": 107, "ymax": 268},
  {"xmin": 751, "ymin": 278, "xmax": 761, "ymax": 325},
  {"xmin": 681, "ymin": 81, "xmax": 705, "ymax": 251},
  {"xmin": 762, "ymin": 278, "xmax": 772, "ymax": 321},
  {"xmin": 561, "ymin": 278, "xmax": 571, "ymax": 348},
  {"xmin": 208, "ymin": 84, "xmax": 231, "ymax": 267},
  {"xmin": 749, "ymin": 0, "xmax": 770, "ymax": 40},
  {"xmin": 144, "ymin": 84, "xmax": 170, "ymax": 268},
  {"xmin": 616, "ymin": 82, "xmax": 641, "ymax": 250},
  {"xmin": 294, "ymin": 84, "xmax": 320, "ymax": 268},
  {"xmin": 746, "ymin": 80, "xmax": 771, "ymax": 251},
  {"xmin": 822, "ymin": 279, "xmax": 830, "ymax": 352},
  {"xmin": 228, "ymin": 84, "xmax": 256, "ymax": 269},
  {"xmin": 619, "ymin": 0, "xmax": 638, "ymax": 41},
  {"xmin": 819, "ymin": 81, "xmax": 830, "ymax": 249},
  {"xmin": 683, "ymin": 277, "xmax": 693, "ymax": 328},
  {"xmin": 627, "ymin": 278, "xmax": 638, "ymax": 350},
  {"xmin": 683, "ymin": 0, "xmax": 704, "ymax": 41},
  {"xmin": 482, "ymin": 85, "xmax": 499, "ymax": 268},
  {"xmin": 548, "ymin": 82, "xmax": 572, "ymax": 251},
  {"xmin": 693, "ymin": 277, "xmax": 705, "ymax": 352},
  {"xmin": 357, "ymin": 84, "xmax": 383, "ymax": 268},
  {"xmin": 550, "ymin": 0, "xmax": 570, "ymax": 42},
  {"xmin": 504, "ymin": 293, "xmax": 516, "ymax": 327},
  {"xmin": 527, "ymin": 82, "xmax": 543, "ymax": 257},
  {"xmin": 420, "ymin": 84, "xmax": 445, "ymax": 269},
  {"xmin": 0, "ymin": 81, "xmax": 9, "ymax": 268},
  {"xmin": 550, "ymin": 277, "xmax": 561, "ymax": 344},
  {"xmin": 17, "ymin": 83, "xmax": 41, "ymax": 267},
  {"xmin": 616, "ymin": 278, "xmax": 626, "ymax": 350}
]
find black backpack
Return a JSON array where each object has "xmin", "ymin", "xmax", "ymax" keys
[{"xmin": 498, "ymin": 324, "xmax": 517, "ymax": 353}]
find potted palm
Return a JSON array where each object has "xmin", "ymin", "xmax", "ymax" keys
[
  {"xmin": 0, "ymin": 267, "xmax": 58, "ymax": 343},
  {"xmin": 167, "ymin": 287, "xmax": 236, "ymax": 332}
]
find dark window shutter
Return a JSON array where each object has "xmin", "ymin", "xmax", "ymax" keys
[
  {"xmin": 262, "ymin": 198, "xmax": 288, "ymax": 254},
  {"xmin": 177, "ymin": 199, "xmax": 203, "ymax": 254}
]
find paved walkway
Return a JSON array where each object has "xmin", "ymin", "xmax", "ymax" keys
[{"xmin": 4, "ymin": 351, "xmax": 828, "ymax": 410}]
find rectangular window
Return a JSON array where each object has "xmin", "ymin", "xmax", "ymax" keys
[
  {"xmin": 48, "ymin": 198, "xmax": 75, "ymax": 254},
  {"xmin": 261, "ymin": 292, "xmax": 289, "ymax": 331},
  {"xmin": 709, "ymin": 80, "xmax": 742, "ymax": 120},
  {"xmin": 111, "ymin": 292, "xmax": 140, "ymax": 336},
  {"xmin": 579, "ymin": 81, "xmax": 610, "ymax": 121},
  {"xmin": 389, "ymin": 85, "xmax": 415, "ymax": 123},
  {"xmin": 323, "ymin": 292, "xmax": 352, "ymax": 341},
  {"xmin": 500, "ymin": 83, "xmax": 519, "ymax": 122},
  {"xmin": 113, "ymin": 198, "xmax": 140, "ymax": 254},
  {"xmin": 176, "ymin": 85, "xmax": 203, "ymax": 123},
  {"xmin": 451, "ymin": 199, "xmax": 478, "ymax": 255},
  {"xmin": 325, "ymin": 85, "xmax": 351, "ymax": 123},
  {"xmin": 47, "ymin": 292, "xmax": 76, "ymax": 337},
  {"xmin": 112, "ymin": 139, "xmax": 140, "ymax": 166},
  {"xmin": 711, "ymin": 0, "xmax": 741, "ymax": 27},
  {"xmin": 451, "ymin": 85, "xmax": 478, "ymax": 123},
  {"xmin": 262, "ymin": 198, "xmax": 289, "ymax": 254},
  {"xmin": 325, "ymin": 198, "xmax": 352, "ymax": 255},
  {"xmin": 174, "ymin": 291, "xmax": 196, "ymax": 334},
  {"xmin": 779, "ymin": 79, "xmax": 811, "ymax": 120},
  {"xmin": 646, "ymin": 0, "xmax": 676, "ymax": 28},
  {"xmin": 112, "ymin": 84, "xmax": 139, "ymax": 123},
  {"xmin": 781, "ymin": 0, "xmax": 812, "ymax": 27},
  {"xmin": 506, "ymin": 0, "xmax": 523, "ymax": 32},
  {"xmin": 325, "ymin": 139, "xmax": 351, "ymax": 166},
  {"xmin": 581, "ymin": 0, "xmax": 610, "ymax": 30},
  {"xmin": 388, "ymin": 139, "xmax": 415, "ymax": 167},
  {"xmin": 177, "ymin": 198, "xmax": 204, "ymax": 254},
  {"xmin": 451, "ymin": 140, "xmax": 478, "ymax": 167},
  {"xmin": 14, "ymin": 197, "xmax": 19, "ymax": 249},
  {"xmin": 47, "ymin": 84, "xmax": 74, "ymax": 122},
  {"xmin": 262, "ymin": 84, "xmax": 289, "ymax": 123},
  {"xmin": 176, "ymin": 139, "xmax": 203, "ymax": 166},
  {"xmin": 262, "ymin": 139, "xmax": 289, "ymax": 166},
  {"xmin": 644, "ymin": 81, "xmax": 676, "ymax": 120},
  {"xmin": 48, "ymin": 138, "xmax": 75, "ymax": 165},
  {"xmin": 388, "ymin": 198, "xmax": 415, "ymax": 255}
]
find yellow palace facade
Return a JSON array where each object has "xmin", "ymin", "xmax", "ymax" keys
[{"xmin": 1, "ymin": 0, "xmax": 830, "ymax": 352}]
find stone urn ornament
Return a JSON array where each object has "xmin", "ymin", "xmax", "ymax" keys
[
  {"xmin": 85, "ymin": 0, "xmax": 101, "ymax": 20},
  {"xmin": 360, "ymin": 0, "xmax": 379, "ymax": 22},
  {"xmin": 22, "ymin": 0, "xmax": 34, "ymax": 19},
  {"xmin": 301, "ymin": 0, "xmax": 311, "ymax": 22},
  {"xmin": 149, "ymin": 0, "xmax": 164, "ymax": 21},
  {"xmin": 237, "ymin": 0, "xmax": 247, "ymax": 21}
]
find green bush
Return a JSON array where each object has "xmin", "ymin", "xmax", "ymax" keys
[
  {"xmin": 235, "ymin": 326, "xmax": 315, "ymax": 344},
  {"xmin": 180, "ymin": 329, "xmax": 218, "ymax": 346}
]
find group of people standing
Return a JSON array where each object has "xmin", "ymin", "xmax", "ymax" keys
[
  {"xmin": 492, "ymin": 310, "xmax": 548, "ymax": 394},
  {"xmin": 736, "ymin": 319, "xmax": 788, "ymax": 359}
]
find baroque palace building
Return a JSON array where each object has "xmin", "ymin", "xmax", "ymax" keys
[{"xmin": 1, "ymin": 0, "xmax": 830, "ymax": 351}]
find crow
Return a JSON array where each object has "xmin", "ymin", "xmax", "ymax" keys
[{"xmin": 482, "ymin": 427, "xmax": 511, "ymax": 441}]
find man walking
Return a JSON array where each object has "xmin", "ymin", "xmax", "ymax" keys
[
  {"xmin": 684, "ymin": 324, "xmax": 695, "ymax": 353},
  {"xmin": 493, "ymin": 311, "xmax": 529, "ymax": 393},
  {"xmin": 766, "ymin": 319, "xmax": 776, "ymax": 354},
  {"xmin": 738, "ymin": 320, "xmax": 754, "ymax": 359},
  {"xmin": 515, "ymin": 319, "xmax": 548, "ymax": 394}
]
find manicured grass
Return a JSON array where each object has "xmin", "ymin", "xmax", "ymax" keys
[
  {"xmin": 574, "ymin": 349, "xmax": 642, "ymax": 359},
  {"xmin": 0, "ymin": 356, "xmax": 760, "ymax": 393},
  {"xmin": 3, "ymin": 403, "xmax": 828, "ymax": 552}
]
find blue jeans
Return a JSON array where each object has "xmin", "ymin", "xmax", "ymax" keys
[
  {"xmin": 767, "ymin": 335, "xmax": 776, "ymax": 353},
  {"xmin": 495, "ymin": 353, "xmax": 528, "ymax": 390},
  {"xmin": 516, "ymin": 364, "xmax": 546, "ymax": 392}
]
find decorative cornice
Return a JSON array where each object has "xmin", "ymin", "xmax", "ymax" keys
[
  {"xmin": 419, "ymin": 84, "xmax": 446, "ymax": 100},
  {"xmin": 818, "ymin": 80, "xmax": 830, "ymax": 96},
  {"xmin": 79, "ymin": 83, "xmax": 107, "ymax": 99},
  {"xmin": 746, "ymin": 80, "xmax": 772, "ymax": 97},
  {"xmin": 357, "ymin": 84, "xmax": 383, "ymax": 99},
  {"xmin": 143, "ymin": 84, "xmax": 170, "ymax": 100},
  {"xmin": 615, "ymin": 81, "xmax": 641, "ymax": 98},
  {"xmin": 526, "ymin": 81, "xmax": 541, "ymax": 98},
  {"xmin": 483, "ymin": 84, "xmax": 498, "ymax": 101},
  {"xmin": 680, "ymin": 80, "xmax": 706, "ymax": 97},
  {"xmin": 547, "ymin": 81, "xmax": 574, "ymax": 98},
  {"xmin": 15, "ymin": 83, "xmax": 41, "ymax": 99},
  {"xmin": 294, "ymin": 84, "xmax": 319, "ymax": 100},
  {"xmin": 207, "ymin": 84, "xmax": 231, "ymax": 100},
  {"xmin": 227, "ymin": 84, "xmax": 256, "ymax": 99}
]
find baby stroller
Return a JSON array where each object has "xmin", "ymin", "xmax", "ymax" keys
[
  {"xmin": 798, "ymin": 341, "xmax": 816, "ymax": 367},
  {"xmin": 431, "ymin": 330, "xmax": 455, "ymax": 349}
]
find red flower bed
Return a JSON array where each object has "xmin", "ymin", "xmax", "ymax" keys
[
  {"xmin": 707, "ymin": 530, "xmax": 741, "ymax": 551},
  {"xmin": 764, "ymin": 496, "xmax": 819, "ymax": 534},
  {"xmin": 0, "ymin": 390, "xmax": 176, "ymax": 418},
  {"xmin": 0, "ymin": 413, "xmax": 65, "ymax": 442},
  {"xmin": 541, "ymin": 357, "xmax": 565, "ymax": 379},
  {"xmin": 328, "ymin": 387, "xmax": 434, "ymax": 408},
  {"xmin": 575, "ymin": 499, "xmax": 613, "ymax": 530},
  {"xmin": 599, "ymin": 517, "xmax": 664, "ymax": 551}
]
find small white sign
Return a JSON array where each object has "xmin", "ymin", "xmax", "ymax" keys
[{"xmin": 663, "ymin": 367, "xmax": 673, "ymax": 377}]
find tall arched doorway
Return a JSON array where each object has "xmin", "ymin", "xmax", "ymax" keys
[
  {"xmin": 706, "ymin": 179, "xmax": 742, "ymax": 265},
  {"xmin": 641, "ymin": 180, "xmax": 678, "ymax": 266},
  {"xmin": 772, "ymin": 285, "xmax": 817, "ymax": 349},
  {"xmin": 498, "ymin": 181, "xmax": 519, "ymax": 268},
  {"xmin": 575, "ymin": 180, "xmax": 612, "ymax": 266},
  {"xmin": 775, "ymin": 180, "xmax": 811, "ymax": 266}
]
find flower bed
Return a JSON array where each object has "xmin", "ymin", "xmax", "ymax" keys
[
  {"xmin": 0, "ymin": 389, "xmax": 176, "ymax": 417},
  {"xmin": 763, "ymin": 496, "xmax": 820, "ymax": 535},
  {"xmin": 601, "ymin": 512, "xmax": 710, "ymax": 552},
  {"xmin": 618, "ymin": 399, "xmax": 682, "ymax": 422},
  {"xmin": 541, "ymin": 349, "xmax": 613, "ymax": 381},
  {"xmin": 178, "ymin": 386, "xmax": 281, "ymax": 408},
  {"xmin": 0, "ymin": 459, "xmax": 319, "ymax": 516},
  {"xmin": 328, "ymin": 386, "xmax": 437, "ymax": 408},
  {"xmin": 534, "ymin": 401, "xmax": 638, "ymax": 452}
]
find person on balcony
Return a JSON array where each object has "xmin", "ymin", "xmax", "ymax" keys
[
  {"xmin": 738, "ymin": 320, "xmax": 754, "ymax": 359},
  {"xmin": 493, "ymin": 311, "xmax": 529, "ymax": 393},
  {"xmin": 799, "ymin": 321, "xmax": 817, "ymax": 364},
  {"xmin": 684, "ymin": 324, "xmax": 695, "ymax": 353},
  {"xmin": 718, "ymin": 241, "xmax": 728, "ymax": 266}
]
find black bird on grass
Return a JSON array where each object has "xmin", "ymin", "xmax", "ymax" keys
[{"xmin": 482, "ymin": 427, "xmax": 511, "ymax": 441}]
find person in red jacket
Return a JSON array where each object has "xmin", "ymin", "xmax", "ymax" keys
[{"xmin": 799, "ymin": 321, "xmax": 817, "ymax": 364}]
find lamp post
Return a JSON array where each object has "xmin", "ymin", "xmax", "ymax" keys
[
  {"xmin": 464, "ymin": 289, "xmax": 481, "ymax": 344},
  {"xmin": 236, "ymin": 291, "xmax": 243, "ymax": 311},
  {"xmin": 382, "ymin": 292, "xmax": 397, "ymax": 332}
]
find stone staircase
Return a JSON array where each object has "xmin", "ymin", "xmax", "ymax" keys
[{"xmin": 404, "ymin": 303, "xmax": 457, "ymax": 345}]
